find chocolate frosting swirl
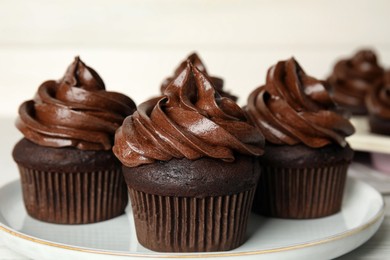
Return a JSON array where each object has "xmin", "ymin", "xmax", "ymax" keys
[
  {"xmin": 327, "ymin": 49, "xmax": 384, "ymax": 114},
  {"xmin": 366, "ymin": 70, "xmax": 390, "ymax": 119},
  {"xmin": 16, "ymin": 57, "xmax": 136, "ymax": 150},
  {"xmin": 161, "ymin": 53, "xmax": 238, "ymax": 101},
  {"xmin": 245, "ymin": 58, "xmax": 355, "ymax": 148},
  {"xmin": 114, "ymin": 61, "xmax": 264, "ymax": 167}
]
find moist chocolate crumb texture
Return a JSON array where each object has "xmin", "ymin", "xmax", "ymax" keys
[
  {"xmin": 160, "ymin": 52, "xmax": 238, "ymax": 101},
  {"xmin": 245, "ymin": 57, "xmax": 355, "ymax": 219},
  {"xmin": 12, "ymin": 57, "xmax": 136, "ymax": 224},
  {"xmin": 114, "ymin": 60, "xmax": 264, "ymax": 252},
  {"xmin": 327, "ymin": 49, "xmax": 384, "ymax": 115}
]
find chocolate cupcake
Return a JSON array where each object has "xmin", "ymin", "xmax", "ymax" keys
[
  {"xmin": 327, "ymin": 49, "xmax": 384, "ymax": 115},
  {"xmin": 12, "ymin": 57, "xmax": 136, "ymax": 224},
  {"xmin": 161, "ymin": 52, "xmax": 238, "ymax": 101},
  {"xmin": 245, "ymin": 58, "xmax": 355, "ymax": 219},
  {"xmin": 114, "ymin": 61, "xmax": 264, "ymax": 252},
  {"xmin": 366, "ymin": 70, "xmax": 390, "ymax": 135},
  {"xmin": 366, "ymin": 70, "xmax": 390, "ymax": 173}
]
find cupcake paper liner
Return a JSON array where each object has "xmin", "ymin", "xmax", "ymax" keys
[
  {"xmin": 18, "ymin": 166, "xmax": 128, "ymax": 224},
  {"xmin": 128, "ymin": 188, "xmax": 256, "ymax": 252},
  {"xmin": 253, "ymin": 163, "xmax": 349, "ymax": 219}
]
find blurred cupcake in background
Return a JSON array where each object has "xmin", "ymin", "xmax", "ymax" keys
[
  {"xmin": 366, "ymin": 70, "xmax": 390, "ymax": 174},
  {"xmin": 327, "ymin": 49, "xmax": 384, "ymax": 115}
]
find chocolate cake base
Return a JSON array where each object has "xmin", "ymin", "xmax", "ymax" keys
[
  {"xmin": 123, "ymin": 155, "xmax": 260, "ymax": 252},
  {"xmin": 369, "ymin": 114, "xmax": 390, "ymax": 135},
  {"xmin": 12, "ymin": 138, "xmax": 128, "ymax": 224},
  {"xmin": 338, "ymin": 104, "xmax": 367, "ymax": 116},
  {"xmin": 253, "ymin": 143, "xmax": 354, "ymax": 219}
]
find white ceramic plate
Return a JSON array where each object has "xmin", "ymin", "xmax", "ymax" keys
[
  {"xmin": 0, "ymin": 177, "xmax": 385, "ymax": 260},
  {"xmin": 347, "ymin": 116, "xmax": 390, "ymax": 154}
]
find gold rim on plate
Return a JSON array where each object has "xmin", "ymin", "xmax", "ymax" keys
[{"xmin": 0, "ymin": 180, "xmax": 385, "ymax": 258}]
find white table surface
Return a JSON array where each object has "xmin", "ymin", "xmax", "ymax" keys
[{"xmin": 0, "ymin": 117, "xmax": 389, "ymax": 260}]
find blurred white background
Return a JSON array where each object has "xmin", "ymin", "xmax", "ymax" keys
[{"xmin": 1, "ymin": 0, "xmax": 390, "ymax": 117}]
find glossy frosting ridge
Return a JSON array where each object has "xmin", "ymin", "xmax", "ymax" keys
[
  {"xmin": 327, "ymin": 49, "xmax": 384, "ymax": 112},
  {"xmin": 161, "ymin": 52, "xmax": 237, "ymax": 101},
  {"xmin": 114, "ymin": 61, "xmax": 264, "ymax": 167},
  {"xmin": 16, "ymin": 57, "xmax": 136, "ymax": 150},
  {"xmin": 246, "ymin": 58, "xmax": 354, "ymax": 148}
]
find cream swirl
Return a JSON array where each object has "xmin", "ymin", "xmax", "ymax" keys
[
  {"xmin": 245, "ymin": 58, "xmax": 355, "ymax": 148},
  {"xmin": 16, "ymin": 57, "xmax": 136, "ymax": 150},
  {"xmin": 366, "ymin": 70, "xmax": 390, "ymax": 119},
  {"xmin": 327, "ymin": 49, "xmax": 384, "ymax": 114},
  {"xmin": 114, "ymin": 61, "xmax": 264, "ymax": 167},
  {"xmin": 161, "ymin": 53, "xmax": 237, "ymax": 101}
]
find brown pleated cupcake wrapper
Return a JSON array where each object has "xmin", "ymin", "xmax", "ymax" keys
[
  {"xmin": 253, "ymin": 163, "xmax": 349, "ymax": 219},
  {"xmin": 128, "ymin": 188, "xmax": 256, "ymax": 252},
  {"xmin": 18, "ymin": 166, "xmax": 128, "ymax": 224}
]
